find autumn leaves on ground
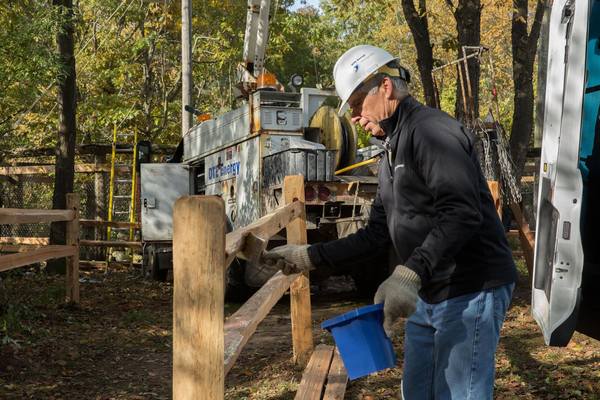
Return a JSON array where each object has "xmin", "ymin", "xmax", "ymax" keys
[{"xmin": 1, "ymin": 264, "xmax": 599, "ymax": 400}]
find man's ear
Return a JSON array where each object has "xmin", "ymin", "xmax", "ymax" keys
[{"xmin": 382, "ymin": 76, "xmax": 395, "ymax": 99}]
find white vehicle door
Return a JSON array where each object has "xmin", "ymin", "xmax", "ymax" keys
[{"xmin": 533, "ymin": 0, "xmax": 600, "ymax": 345}]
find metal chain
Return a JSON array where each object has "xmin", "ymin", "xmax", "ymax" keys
[{"xmin": 474, "ymin": 123, "xmax": 522, "ymax": 205}]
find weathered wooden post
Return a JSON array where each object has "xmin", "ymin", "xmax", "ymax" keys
[
  {"xmin": 283, "ymin": 175, "xmax": 313, "ymax": 366},
  {"xmin": 173, "ymin": 196, "xmax": 225, "ymax": 400},
  {"xmin": 66, "ymin": 193, "xmax": 80, "ymax": 303}
]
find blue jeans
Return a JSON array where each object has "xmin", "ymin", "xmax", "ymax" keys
[{"xmin": 402, "ymin": 283, "xmax": 514, "ymax": 400}]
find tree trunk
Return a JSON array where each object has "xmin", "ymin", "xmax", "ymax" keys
[
  {"xmin": 48, "ymin": 0, "xmax": 77, "ymax": 275},
  {"xmin": 534, "ymin": 1, "xmax": 551, "ymax": 148},
  {"xmin": 510, "ymin": 72, "xmax": 535, "ymax": 180},
  {"xmin": 401, "ymin": 0, "xmax": 436, "ymax": 107},
  {"xmin": 453, "ymin": 0, "xmax": 481, "ymax": 122},
  {"xmin": 509, "ymin": 0, "xmax": 546, "ymax": 180}
]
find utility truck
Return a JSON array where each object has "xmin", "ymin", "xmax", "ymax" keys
[{"xmin": 139, "ymin": 0, "xmax": 386, "ymax": 295}]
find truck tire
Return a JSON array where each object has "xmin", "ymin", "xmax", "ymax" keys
[
  {"xmin": 143, "ymin": 245, "xmax": 168, "ymax": 282},
  {"xmin": 223, "ymin": 217, "xmax": 253, "ymax": 302}
]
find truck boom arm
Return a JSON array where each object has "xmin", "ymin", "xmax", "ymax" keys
[{"xmin": 241, "ymin": 0, "xmax": 271, "ymax": 81}]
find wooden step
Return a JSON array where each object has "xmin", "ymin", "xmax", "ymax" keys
[
  {"xmin": 295, "ymin": 345, "xmax": 334, "ymax": 400},
  {"xmin": 323, "ymin": 350, "xmax": 348, "ymax": 400},
  {"xmin": 294, "ymin": 345, "xmax": 348, "ymax": 400}
]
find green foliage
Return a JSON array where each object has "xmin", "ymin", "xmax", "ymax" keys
[
  {"xmin": 0, "ymin": 2, "xmax": 61, "ymax": 140},
  {"xmin": 0, "ymin": 0, "xmax": 534, "ymax": 152},
  {"xmin": 356, "ymin": 124, "xmax": 372, "ymax": 149}
]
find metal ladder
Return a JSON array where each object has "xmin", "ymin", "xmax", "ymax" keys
[{"xmin": 106, "ymin": 124, "xmax": 138, "ymax": 263}]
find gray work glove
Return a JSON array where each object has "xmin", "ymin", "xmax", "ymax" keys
[
  {"xmin": 262, "ymin": 244, "xmax": 314, "ymax": 275},
  {"xmin": 374, "ymin": 265, "xmax": 421, "ymax": 336}
]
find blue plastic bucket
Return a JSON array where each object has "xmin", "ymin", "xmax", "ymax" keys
[{"xmin": 321, "ymin": 303, "xmax": 396, "ymax": 380}]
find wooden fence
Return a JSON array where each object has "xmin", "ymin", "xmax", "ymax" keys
[
  {"xmin": 0, "ymin": 220, "xmax": 141, "ymax": 254},
  {"xmin": 172, "ymin": 176, "xmax": 314, "ymax": 399},
  {"xmin": 0, "ymin": 193, "xmax": 80, "ymax": 303}
]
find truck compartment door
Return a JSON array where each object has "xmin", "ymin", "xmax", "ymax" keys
[{"xmin": 140, "ymin": 163, "xmax": 191, "ymax": 242}]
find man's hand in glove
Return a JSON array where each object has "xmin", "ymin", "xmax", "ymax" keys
[
  {"xmin": 262, "ymin": 244, "xmax": 314, "ymax": 275},
  {"xmin": 374, "ymin": 265, "xmax": 421, "ymax": 336}
]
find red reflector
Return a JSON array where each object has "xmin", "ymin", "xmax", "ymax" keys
[
  {"xmin": 318, "ymin": 185, "xmax": 331, "ymax": 201},
  {"xmin": 305, "ymin": 185, "xmax": 317, "ymax": 201}
]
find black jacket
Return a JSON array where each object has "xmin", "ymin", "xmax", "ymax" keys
[{"xmin": 308, "ymin": 96, "xmax": 516, "ymax": 303}]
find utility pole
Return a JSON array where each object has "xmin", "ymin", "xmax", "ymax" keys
[{"xmin": 182, "ymin": 0, "xmax": 193, "ymax": 136}]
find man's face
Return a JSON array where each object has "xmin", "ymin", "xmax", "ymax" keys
[{"xmin": 348, "ymin": 78, "xmax": 395, "ymax": 136}]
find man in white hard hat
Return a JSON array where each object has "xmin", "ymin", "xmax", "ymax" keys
[{"xmin": 264, "ymin": 45, "xmax": 516, "ymax": 399}]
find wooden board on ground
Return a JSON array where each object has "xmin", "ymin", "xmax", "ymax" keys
[
  {"xmin": 224, "ymin": 271, "xmax": 299, "ymax": 375},
  {"xmin": 295, "ymin": 344, "xmax": 335, "ymax": 400},
  {"xmin": 322, "ymin": 349, "xmax": 348, "ymax": 400},
  {"xmin": 79, "ymin": 260, "xmax": 108, "ymax": 269}
]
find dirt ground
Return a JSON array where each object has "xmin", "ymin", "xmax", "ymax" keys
[{"xmin": 1, "ymin": 262, "xmax": 599, "ymax": 400}]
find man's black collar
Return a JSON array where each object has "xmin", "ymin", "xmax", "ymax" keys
[{"xmin": 378, "ymin": 95, "xmax": 418, "ymax": 139}]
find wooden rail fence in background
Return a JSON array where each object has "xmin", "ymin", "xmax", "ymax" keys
[
  {"xmin": 172, "ymin": 176, "xmax": 315, "ymax": 400},
  {"xmin": 0, "ymin": 220, "xmax": 141, "ymax": 253},
  {"xmin": 0, "ymin": 193, "xmax": 80, "ymax": 303}
]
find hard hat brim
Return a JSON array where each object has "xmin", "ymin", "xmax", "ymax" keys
[{"xmin": 337, "ymin": 102, "xmax": 350, "ymax": 117}]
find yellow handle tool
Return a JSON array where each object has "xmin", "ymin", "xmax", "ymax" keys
[{"xmin": 334, "ymin": 157, "xmax": 380, "ymax": 176}]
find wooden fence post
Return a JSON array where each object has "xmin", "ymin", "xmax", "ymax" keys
[
  {"xmin": 66, "ymin": 193, "xmax": 80, "ymax": 303},
  {"xmin": 487, "ymin": 180, "xmax": 502, "ymax": 219},
  {"xmin": 283, "ymin": 175, "xmax": 313, "ymax": 366},
  {"xmin": 173, "ymin": 196, "xmax": 225, "ymax": 400},
  {"xmin": 510, "ymin": 202, "xmax": 535, "ymax": 278}
]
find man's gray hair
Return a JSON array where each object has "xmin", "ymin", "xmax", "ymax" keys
[{"xmin": 361, "ymin": 73, "xmax": 410, "ymax": 99}]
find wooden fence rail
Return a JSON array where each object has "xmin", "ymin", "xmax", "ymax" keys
[
  {"xmin": 172, "ymin": 176, "xmax": 313, "ymax": 400},
  {"xmin": 0, "ymin": 220, "xmax": 141, "ymax": 251},
  {"xmin": 0, "ymin": 193, "xmax": 80, "ymax": 303}
]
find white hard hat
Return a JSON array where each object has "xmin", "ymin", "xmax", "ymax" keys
[{"xmin": 333, "ymin": 45, "xmax": 401, "ymax": 114}]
